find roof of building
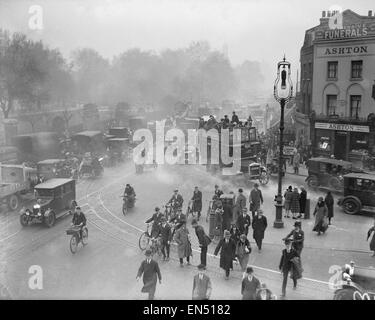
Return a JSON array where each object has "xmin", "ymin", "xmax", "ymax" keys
[{"xmin": 35, "ymin": 178, "xmax": 74, "ymax": 189}]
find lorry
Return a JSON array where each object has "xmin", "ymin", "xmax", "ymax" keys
[{"xmin": 0, "ymin": 164, "xmax": 38, "ymax": 211}]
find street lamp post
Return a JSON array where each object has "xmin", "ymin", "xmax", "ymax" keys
[{"xmin": 273, "ymin": 56, "xmax": 293, "ymax": 228}]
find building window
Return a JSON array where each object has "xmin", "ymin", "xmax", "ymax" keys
[
  {"xmin": 350, "ymin": 132, "xmax": 368, "ymax": 154},
  {"xmin": 308, "ymin": 62, "xmax": 312, "ymax": 79},
  {"xmin": 350, "ymin": 95, "xmax": 361, "ymax": 119},
  {"xmin": 326, "ymin": 95, "xmax": 337, "ymax": 115},
  {"xmin": 351, "ymin": 60, "xmax": 363, "ymax": 79},
  {"xmin": 327, "ymin": 61, "xmax": 338, "ymax": 79}
]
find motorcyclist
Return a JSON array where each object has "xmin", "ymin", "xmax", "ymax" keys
[
  {"xmin": 71, "ymin": 206, "xmax": 87, "ymax": 240},
  {"xmin": 168, "ymin": 189, "xmax": 184, "ymax": 213},
  {"xmin": 145, "ymin": 207, "xmax": 164, "ymax": 238},
  {"xmin": 123, "ymin": 184, "xmax": 136, "ymax": 207}
]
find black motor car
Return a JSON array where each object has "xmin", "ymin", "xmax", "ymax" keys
[
  {"xmin": 305, "ymin": 157, "xmax": 364, "ymax": 192},
  {"xmin": 19, "ymin": 178, "xmax": 76, "ymax": 227},
  {"xmin": 337, "ymin": 173, "xmax": 375, "ymax": 215}
]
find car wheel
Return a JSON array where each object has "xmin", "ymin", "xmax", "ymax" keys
[
  {"xmin": 342, "ymin": 198, "xmax": 361, "ymax": 215},
  {"xmin": 259, "ymin": 172, "xmax": 269, "ymax": 185},
  {"xmin": 333, "ymin": 288, "xmax": 355, "ymax": 300},
  {"xmin": 20, "ymin": 214, "xmax": 29, "ymax": 227},
  {"xmin": 70, "ymin": 235, "xmax": 78, "ymax": 254},
  {"xmin": 45, "ymin": 212, "xmax": 56, "ymax": 227},
  {"xmin": 8, "ymin": 194, "xmax": 20, "ymax": 211},
  {"xmin": 306, "ymin": 176, "xmax": 318, "ymax": 189}
]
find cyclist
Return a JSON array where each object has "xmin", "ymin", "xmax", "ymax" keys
[
  {"xmin": 145, "ymin": 207, "xmax": 164, "ymax": 238},
  {"xmin": 71, "ymin": 206, "xmax": 87, "ymax": 240},
  {"xmin": 168, "ymin": 189, "xmax": 184, "ymax": 213},
  {"xmin": 123, "ymin": 184, "xmax": 136, "ymax": 207}
]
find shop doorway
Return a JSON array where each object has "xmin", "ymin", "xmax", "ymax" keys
[{"xmin": 334, "ymin": 131, "xmax": 347, "ymax": 160}]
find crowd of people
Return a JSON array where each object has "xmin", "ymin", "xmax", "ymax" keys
[{"xmin": 198, "ymin": 111, "xmax": 253, "ymax": 131}]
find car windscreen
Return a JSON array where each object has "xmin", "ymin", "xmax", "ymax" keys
[{"xmin": 36, "ymin": 189, "xmax": 54, "ymax": 197}]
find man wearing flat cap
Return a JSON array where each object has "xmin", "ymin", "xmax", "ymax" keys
[
  {"xmin": 136, "ymin": 249, "xmax": 162, "ymax": 300},
  {"xmin": 192, "ymin": 264, "xmax": 212, "ymax": 300}
]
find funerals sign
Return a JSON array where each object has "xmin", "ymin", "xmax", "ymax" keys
[{"xmin": 315, "ymin": 122, "xmax": 370, "ymax": 132}]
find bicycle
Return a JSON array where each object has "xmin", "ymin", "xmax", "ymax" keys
[
  {"xmin": 66, "ymin": 225, "xmax": 88, "ymax": 254},
  {"xmin": 138, "ymin": 224, "xmax": 163, "ymax": 257}
]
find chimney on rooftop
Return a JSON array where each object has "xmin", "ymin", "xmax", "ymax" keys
[
  {"xmin": 327, "ymin": 11, "xmax": 331, "ymax": 17},
  {"xmin": 322, "ymin": 11, "xmax": 326, "ymax": 18},
  {"xmin": 368, "ymin": 10, "xmax": 373, "ymax": 17}
]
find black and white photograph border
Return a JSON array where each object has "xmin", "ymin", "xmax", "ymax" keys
[{"xmin": 0, "ymin": 0, "xmax": 375, "ymax": 307}]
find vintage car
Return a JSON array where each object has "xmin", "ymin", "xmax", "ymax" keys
[
  {"xmin": 0, "ymin": 164, "xmax": 37, "ymax": 210},
  {"xmin": 337, "ymin": 173, "xmax": 375, "ymax": 215},
  {"xmin": 19, "ymin": 178, "xmax": 76, "ymax": 227},
  {"xmin": 79, "ymin": 153, "xmax": 104, "ymax": 178},
  {"xmin": 305, "ymin": 157, "xmax": 364, "ymax": 192},
  {"xmin": 37, "ymin": 159, "xmax": 67, "ymax": 180},
  {"xmin": 333, "ymin": 263, "xmax": 375, "ymax": 300}
]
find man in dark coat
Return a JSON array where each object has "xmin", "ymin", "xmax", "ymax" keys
[
  {"xmin": 159, "ymin": 217, "xmax": 172, "ymax": 261},
  {"xmin": 136, "ymin": 249, "xmax": 162, "ymax": 300},
  {"xmin": 249, "ymin": 183, "xmax": 263, "ymax": 219},
  {"xmin": 241, "ymin": 267, "xmax": 261, "ymax": 300},
  {"xmin": 145, "ymin": 207, "xmax": 164, "ymax": 238},
  {"xmin": 192, "ymin": 219, "xmax": 211, "ymax": 266},
  {"xmin": 231, "ymin": 111, "xmax": 239, "ymax": 124},
  {"xmin": 283, "ymin": 221, "xmax": 304, "ymax": 256},
  {"xmin": 168, "ymin": 189, "xmax": 184, "ymax": 212},
  {"xmin": 214, "ymin": 230, "xmax": 236, "ymax": 279},
  {"xmin": 191, "ymin": 186, "xmax": 203, "ymax": 220},
  {"xmin": 237, "ymin": 208, "xmax": 251, "ymax": 236},
  {"xmin": 299, "ymin": 186, "xmax": 307, "ymax": 219},
  {"xmin": 252, "ymin": 209, "xmax": 267, "ymax": 252},
  {"xmin": 279, "ymin": 239, "xmax": 299, "ymax": 298},
  {"xmin": 325, "ymin": 191, "xmax": 334, "ymax": 225},
  {"xmin": 192, "ymin": 264, "xmax": 212, "ymax": 300}
]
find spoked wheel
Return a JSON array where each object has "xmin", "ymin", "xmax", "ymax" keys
[
  {"xmin": 122, "ymin": 202, "xmax": 128, "ymax": 216},
  {"xmin": 342, "ymin": 197, "xmax": 361, "ymax": 215},
  {"xmin": 259, "ymin": 172, "xmax": 269, "ymax": 185},
  {"xmin": 81, "ymin": 228, "xmax": 88, "ymax": 245},
  {"xmin": 8, "ymin": 194, "xmax": 20, "ymax": 211},
  {"xmin": 333, "ymin": 289, "xmax": 355, "ymax": 300},
  {"xmin": 139, "ymin": 232, "xmax": 150, "ymax": 250},
  {"xmin": 70, "ymin": 235, "xmax": 78, "ymax": 254},
  {"xmin": 20, "ymin": 214, "xmax": 29, "ymax": 227},
  {"xmin": 45, "ymin": 212, "xmax": 56, "ymax": 228}
]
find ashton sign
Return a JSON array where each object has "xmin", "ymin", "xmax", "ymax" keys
[
  {"xmin": 317, "ymin": 44, "xmax": 375, "ymax": 57},
  {"xmin": 324, "ymin": 46, "xmax": 367, "ymax": 55},
  {"xmin": 315, "ymin": 122, "xmax": 370, "ymax": 132}
]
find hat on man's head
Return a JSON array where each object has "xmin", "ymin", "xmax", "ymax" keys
[
  {"xmin": 240, "ymin": 234, "xmax": 247, "ymax": 240},
  {"xmin": 197, "ymin": 264, "xmax": 206, "ymax": 271},
  {"xmin": 191, "ymin": 219, "xmax": 198, "ymax": 226},
  {"xmin": 246, "ymin": 267, "xmax": 254, "ymax": 274},
  {"xmin": 294, "ymin": 221, "xmax": 301, "ymax": 227},
  {"xmin": 254, "ymin": 183, "xmax": 259, "ymax": 188},
  {"xmin": 145, "ymin": 249, "xmax": 152, "ymax": 256},
  {"xmin": 242, "ymin": 207, "xmax": 248, "ymax": 213},
  {"xmin": 174, "ymin": 189, "xmax": 178, "ymax": 192},
  {"xmin": 224, "ymin": 230, "xmax": 231, "ymax": 237},
  {"xmin": 76, "ymin": 206, "xmax": 81, "ymax": 210},
  {"xmin": 238, "ymin": 188, "xmax": 243, "ymax": 193},
  {"xmin": 155, "ymin": 207, "xmax": 160, "ymax": 211}
]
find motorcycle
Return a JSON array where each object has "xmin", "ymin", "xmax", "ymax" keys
[{"xmin": 122, "ymin": 194, "xmax": 136, "ymax": 215}]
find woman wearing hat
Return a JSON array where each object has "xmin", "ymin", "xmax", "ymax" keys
[
  {"xmin": 214, "ymin": 230, "xmax": 236, "ymax": 279},
  {"xmin": 236, "ymin": 234, "xmax": 252, "ymax": 271},
  {"xmin": 290, "ymin": 187, "xmax": 300, "ymax": 219},
  {"xmin": 312, "ymin": 197, "xmax": 328, "ymax": 235}
]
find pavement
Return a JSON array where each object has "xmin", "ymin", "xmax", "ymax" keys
[{"xmin": 1, "ymin": 162, "xmax": 374, "ymax": 300}]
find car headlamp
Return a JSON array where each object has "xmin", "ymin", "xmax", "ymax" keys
[
  {"xmin": 37, "ymin": 212, "xmax": 42, "ymax": 217},
  {"xmin": 34, "ymin": 204, "xmax": 41, "ymax": 209}
]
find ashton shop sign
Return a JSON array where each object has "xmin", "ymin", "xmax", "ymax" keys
[
  {"xmin": 315, "ymin": 122, "xmax": 370, "ymax": 132},
  {"xmin": 324, "ymin": 46, "xmax": 368, "ymax": 55}
]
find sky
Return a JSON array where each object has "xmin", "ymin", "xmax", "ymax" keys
[{"xmin": 0, "ymin": 0, "xmax": 374, "ymax": 85}]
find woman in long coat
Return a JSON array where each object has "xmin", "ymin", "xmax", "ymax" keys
[
  {"xmin": 236, "ymin": 234, "xmax": 252, "ymax": 271},
  {"xmin": 312, "ymin": 197, "xmax": 328, "ymax": 235},
  {"xmin": 324, "ymin": 191, "xmax": 334, "ymax": 225},
  {"xmin": 367, "ymin": 219, "xmax": 375, "ymax": 257},
  {"xmin": 174, "ymin": 222, "xmax": 192, "ymax": 266},
  {"xmin": 290, "ymin": 187, "xmax": 300, "ymax": 219},
  {"xmin": 214, "ymin": 230, "xmax": 236, "ymax": 279},
  {"xmin": 299, "ymin": 186, "xmax": 307, "ymax": 218}
]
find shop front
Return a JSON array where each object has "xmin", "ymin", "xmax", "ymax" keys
[{"xmin": 313, "ymin": 121, "xmax": 374, "ymax": 167}]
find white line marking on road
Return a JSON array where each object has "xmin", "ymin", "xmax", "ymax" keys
[{"xmin": 0, "ymin": 230, "xmax": 21, "ymax": 243}]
